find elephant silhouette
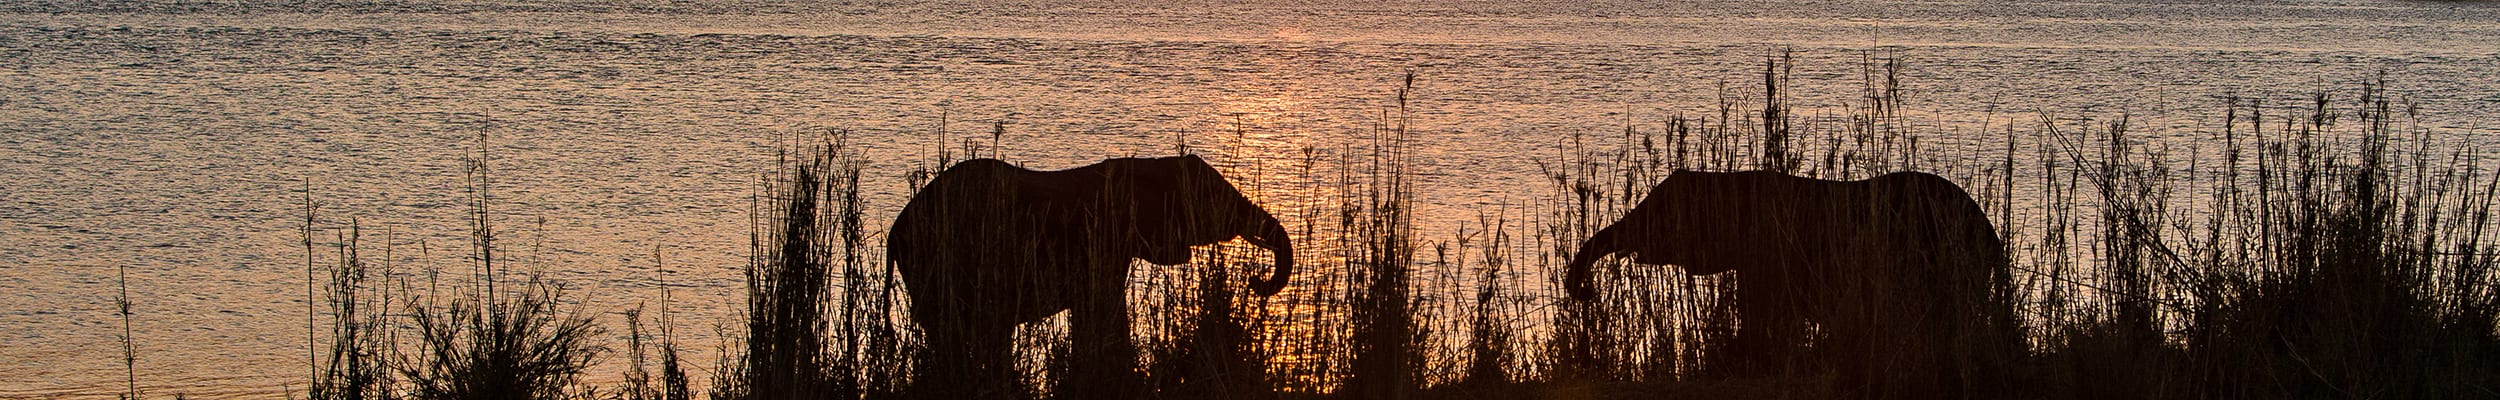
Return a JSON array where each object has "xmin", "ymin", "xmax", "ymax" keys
[
  {"xmin": 888, "ymin": 155, "xmax": 1292, "ymax": 399},
  {"xmin": 1563, "ymin": 170, "xmax": 2019, "ymax": 399}
]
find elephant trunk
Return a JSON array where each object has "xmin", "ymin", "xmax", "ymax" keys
[
  {"xmin": 1246, "ymin": 217, "xmax": 1293, "ymax": 296},
  {"xmin": 1565, "ymin": 223, "xmax": 1625, "ymax": 301}
]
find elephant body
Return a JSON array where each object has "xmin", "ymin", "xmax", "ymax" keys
[
  {"xmin": 888, "ymin": 156, "xmax": 1291, "ymax": 399},
  {"xmin": 1566, "ymin": 170, "xmax": 2018, "ymax": 399}
]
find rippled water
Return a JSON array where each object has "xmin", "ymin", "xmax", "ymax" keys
[{"xmin": 5, "ymin": 0, "xmax": 2499, "ymax": 397}]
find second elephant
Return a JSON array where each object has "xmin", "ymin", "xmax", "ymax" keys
[{"xmin": 1563, "ymin": 170, "xmax": 2020, "ymax": 399}]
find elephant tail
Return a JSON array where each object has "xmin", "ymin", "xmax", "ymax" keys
[{"xmin": 885, "ymin": 208, "xmax": 918, "ymax": 278}]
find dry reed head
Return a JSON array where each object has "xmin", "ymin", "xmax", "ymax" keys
[{"xmin": 274, "ymin": 55, "xmax": 2500, "ymax": 400}]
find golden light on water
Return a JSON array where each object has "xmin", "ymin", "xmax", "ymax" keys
[{"xmin": 1271, "ymin": 26, "xmax": 1313, "ymax": 41}]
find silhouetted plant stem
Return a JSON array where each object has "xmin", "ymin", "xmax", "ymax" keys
[{"xmin": 118, "ymin": 256, "xmax": 137, "ymax": 400}]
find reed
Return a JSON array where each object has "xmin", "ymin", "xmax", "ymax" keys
[
  {"xmin": 2026, "ymin": 78, "xmax": 2500, "ymax": 399},
  {"xmin": 1130, "ymin": 241, "xmax": 1275, "ymax": 399},
  {"xmin": 1338, "ymin": 72, "xmax": 1432, "ymax": 400},
  {"xmin": 266, "ymin": 52, "xmax": 2500, "ymax": 400},
  {"xmin": 712, "ymin": 129, "xmax": 912, "ymax": 400},
  {"xmin": 1133, "ymin": 123, "xmax": 1281, "ymax": 398},
  {"xmin": 933, "ymin": 62, "xmax": 2481, "ymax": 398},
  {"xmin": 309, "ymin": 221, "xmax": 397, "ymax": 400},
  {"xmin": 396, "ymin": 132, "xmax": 606, "ymax": 400},
  {"xmin": 290, "ymin": 132, "xmax": 608, "ymax": 400},
  {"xmin": 618, "ymin": 304, "xmax": 695, "ymax": 400},
  {"xmin": 1395, "ymin": 51, "xmax": 2500, "ymax": 400},
  {"xmin": 117, "ymin": 244, "xmax": 138, "ymax": 399}
]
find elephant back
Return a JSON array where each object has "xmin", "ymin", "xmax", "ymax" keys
[
  {"xmin": 889, "ymin": 158, "xmax": 1130, "ymax": 323},
  {"xmin": 1858, "ymin": 171, "xmax": 2025, "ymax": 397},
  {"xmin": 890, "ymin": 159, "xmax": 1023, "ymax": 268},
  {"xmin": 1852, "ymin": 171, "xmax": 2009, "ymax": 306}
]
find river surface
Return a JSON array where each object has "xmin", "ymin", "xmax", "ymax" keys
[{"xmin": 5, "ymin": 0, "xmax": 2499, "ymax": 397}]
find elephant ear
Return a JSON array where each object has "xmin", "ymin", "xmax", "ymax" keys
[
  {"xmin": 1125, "ymin": 157, "xmax": 1196, "ymax": 265},
  {"xmin": 1632, "ymin": 170, "xmax": 1740, "ymax": 276},
  {"xmin": 1137, "ymin": 241, "xmax": 1193, "ymax": 265}
]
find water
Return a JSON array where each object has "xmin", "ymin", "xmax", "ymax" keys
[{"xmin": 5, "ymin": 0, "xmax": 2498, "ymax": 397}]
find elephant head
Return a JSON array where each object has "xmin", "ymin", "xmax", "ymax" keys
[
  {"xmin": 1564, "ymin": 170, "xmax": 1756, "ymax": 301},
  {"xmin": 1121, "ymin": 155, "xmax": 1295, "ymax": 296}
]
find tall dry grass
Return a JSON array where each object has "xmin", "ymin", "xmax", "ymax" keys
[
  {"xmin": 712, "ymin": 130, "xmax": 914, "ymax": 400},
  {"xmin": 395, "ymin": 132, "xmax": 607, "ymax": 400},
  {"xmin": 289, "ymin": 132, "xmax": 628, "ymax": 400},
  {"xmin": 2021, "ymin": 77, "xmax": 2500, "ymax": 399},
  {"xmin": 257, "ymin": 53, "xmax": 2500, "ymax": 400}
]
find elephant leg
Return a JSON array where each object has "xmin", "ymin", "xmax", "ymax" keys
[
  {"xmin": 915, "ymin": 315, "xmax": 1010, "ymax": 397},
  {"xmin": 1849, "ymin": 260, "xmax": 1962, "ymax": 400},
  {"xmin": 971, "ymin": 321, "xmax": 1021, "ymax": 398},
  {"xmin": 909, "ymin": 287, "xmax": 967, "ymax": 396},
  {"xmin": 916, "ymin": 322, "xmax": 967, "ymax": 396},
  {"xmin": 1062, "ymin": 277, "xmax": 1142, "ymax": 399},
  {"xmin": 914, "ymin": 300, "xmax": 1020, "ymax": 398},
  {"xmin": 1812, "ymin": 274, "xmax": 1873, "ymax": 399},
  {"xmin": 1731, "ymin": 268, "xmax": 1808, "ymax": 377}
]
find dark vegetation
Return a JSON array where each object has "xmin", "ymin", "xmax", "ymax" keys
[
  {"xmin": 711, "ymin": 132, "xmax": 907, "ymax": 400},
  {"xmin": 251, "ymin": 55, "xmax": 2500, "ymax": 400},
  {"xmin": 297, "ymin": 133, "xmax": 612, "ymax": 400}
]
